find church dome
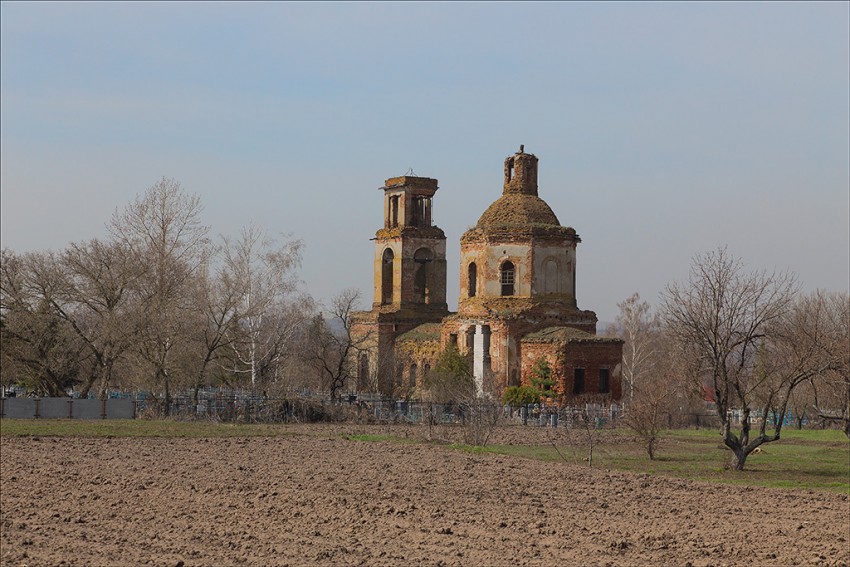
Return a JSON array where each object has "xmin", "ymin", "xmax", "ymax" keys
[
  {"xmin": 476, "ymin": 193, "xmax": 560, "ymax": 228},
  {"xmin": 472, "ymin": 147, "xmax": 563, "ymax": 229}
]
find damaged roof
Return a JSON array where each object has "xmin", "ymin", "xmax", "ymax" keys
[
  {"xmin": 522, "ymin": 326, "xmax": 623, "ymax": 344},
  {"xmin": 396, "ymin": 323, "xmax": 442, "ymax": 343},
  {"xmin": 476, "ymin": 193, "xmax": 561, "ymax": 228}
]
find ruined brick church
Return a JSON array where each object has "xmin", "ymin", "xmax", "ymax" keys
[{"xmin": 351, "ymin": 147, "xmax": 623, "ymax": 402}]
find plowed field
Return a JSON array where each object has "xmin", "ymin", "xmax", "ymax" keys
[{"xmin": 1, "ymin": 425, "xmax": 848, "ymax": 566}]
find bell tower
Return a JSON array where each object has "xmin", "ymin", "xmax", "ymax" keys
[
  {"xmin": 372, "ymin": 175, "xmax": 448, "ymax": 312},
  {"xmin": 352, "ymin": 174, "xmax": 450, "ymax": 397}
]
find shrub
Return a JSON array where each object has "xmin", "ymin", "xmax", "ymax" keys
[{"xmin": 502, "ymin": 385, "xmax": 540, "ymax": 406}]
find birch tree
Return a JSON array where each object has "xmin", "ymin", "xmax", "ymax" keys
[
  {"xmin": 220, "ymin": 225, "xmax": 306, "ymax": 393},
  {"xmin": 612, "ymin": 292, "xmax": 660, "ymax": 401}
]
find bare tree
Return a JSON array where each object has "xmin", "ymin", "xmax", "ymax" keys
[
  {"xmin": 306, "ymin": 288, "xmax": 369, "ymax": 400},
  {"xmin": 786, "ymin": 379, "xmax": 815, "ymax": 430},
  {"xmin": 1, "ymin": 182, "xmax": 320, "ymax": 402},
  {"xmin": 57, "ymin": 239, "xmax": 144, "ymax": 397},
  {"xmin": 610, "ymin": 293, "xmax": 683, "ymax": 459},
  {"xmin": 622, "ymin": 335, "xmax": 690, "ymax": 460},
  {"xmin": 612, "ymin": 292, "xmax": 660, "ymax": 402},
  {"xmin": 792, "ymin": 291, "xmax": 850, "ymax": 437},
  {"xmin": 1, "ymin": 249, "xmax": 88, "ymax": 396},
  {"xmin": 240, "ymin": 300, "xmax": 313, "ymax": 394},
  {"xmin": 0, "ymin": 247, "xmax": 134, "ymax": 397},
  {"xmin": 185, "ymin": 251, "xmax": 238, "ymax": 398},
  {"xmin": 424, "ymin": 343, "xmax": 501, "ymax": 446},
  {"xmin": 662, "ymin": 247, "xmax": 797, "ymax": 470},
  {"xmin": 219, "ymin": 225, "xmax": 306, "ymax": 393},
  {"xmin": 750, "ymin": 290, "xmax": 847, "ymax": 437},
  {"xmin": 108, "ymin": 177, "xmax": 210, "ymax": 410},
  {"xmin": 813, "ymin": 364, "xmax": 850, "ymax": 438},
  {"xmin": 547, "ymin": 404, "xmax": 610, "ymax": 468}
]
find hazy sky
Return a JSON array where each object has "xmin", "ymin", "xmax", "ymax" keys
[{"xmin": 2, "ymin": 2, "xmax": 848, "ymax": 323}]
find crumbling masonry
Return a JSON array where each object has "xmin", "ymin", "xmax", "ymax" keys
[{"xmin": 351, "ymin": 147, "xmax": 623, "ymax": 401}]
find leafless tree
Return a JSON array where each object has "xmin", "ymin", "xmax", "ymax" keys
[
  {"xmin": 2, "ymin": 181, "xmax": 322, "ymax": 402},
  {"xmin": 219, "ymin": 225, "xmax": 306, "ymax": 393},
  {"xmin": 184, "ymin": 252, "xmax": 237, "ymax": 398},
  {"xmin": 813, "ymin": 362, "xmax": 850, "ymax": 437},
  {"xmin": 749, "ymin": 290, "xmax": 847, "ymax": 437},
  {"xmin": 661, "ymin": 247, "xmax": 797, "ymax": 470},
  {"xmin": 423, "ymin": 343, "xmax": 501, "ymax": 446},
  {"xmin": 793, "ymin": 291, "xmax": 850, "ymax": 437},
  {"xmin": 57, "ymin": 239, "xmax": 145, "ymax": 397},
  {"xmin": 609, "ymin": 293, "xmax": 685, "ymax": 459},
  {"xmin": 108, "ymin": 177, "xmax": 210, "ymax": 409},
  {"xmin": 306, "ymin": 288, "xmax": 369, "ymax": 401},
  {"xmin": 547, "ymin": 404, "xmax": 611, "ymax": 468},
  {"xmin": 1, "ymin": 246, "xmax": 140, "ymax": 398},
  {"xmin": 786, "ymin": 379, "xmax": 815, "ymax": 430},
  {"xmin": 1, "ymin": 249, "xmax": 89, "ymax": 396},
  {"xmin": 622, "ymin": 335, "xmax": 693, "ymax": 459},
  {"xmin": 611, "ymin": 292, "xmax": 661, "ymax": 402}
]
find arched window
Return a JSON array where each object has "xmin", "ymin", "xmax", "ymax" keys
[
  {"xmin": 465, "ymin": 327, "xmax": 476, "ymax": 350},
  {"xmin": 390, "ymin": 195, "xmax": 399, "ymax": 227},
  {"xmin": 358, "ymin": 353, "xmax": 369, "ymax": 390},
  {"xmin": 381, "ymin": 248, "xmax": 394, "ymax": 304},
  {"xmin": 468, "ymin": 262, "xmax": 477, "ymax": 297},
  {"xmin": 409, "ymin": 364, "xmax": 418, "ymax": 388},
  {"xmin": 396, "ymin": 361, "xmax": 405, "ymax": 389},
  {"xmin": 413, "ymin": 248, "xmax": 433, "ymax": 303},
  {"xmin": 500, "ymin": 261, "xmax": 515, "ymax": 296}
]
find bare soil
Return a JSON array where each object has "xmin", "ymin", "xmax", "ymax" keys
[{"xmin": 1, "ymin": 424, "xmax": 848, "ymax": 566}]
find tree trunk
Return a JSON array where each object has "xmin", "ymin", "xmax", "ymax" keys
[
  {"xmin": 79, "ymin": 369, "xmax": 99, "ymax": 399},
  {"xmin": 163, "ymin": 372, "xmax": 171, "ymax": 416},
  {"xmin": 646, "ymin": 436, "xmax": 657, "ymax": 460},
  {"xmin": 731, "ymin": 447, "xmax": 748, "ymax": 471},
  {"xmin": 723, "ymin": 428, "xmax": 750, "ymax": 471}
]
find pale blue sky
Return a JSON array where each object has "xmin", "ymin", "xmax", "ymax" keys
[{"xmin": 2, "ymin": 2, "xmax": 848, "ymax": 322}]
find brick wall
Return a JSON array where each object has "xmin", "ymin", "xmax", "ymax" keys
[{"xmin": 522, "ymin": 340, "xmax": 623, "ymax": 402}]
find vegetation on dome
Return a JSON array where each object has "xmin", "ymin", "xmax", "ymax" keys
[{"xmin": 475, "ymin": 193, "xmax": 561, "ymax": 227}]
